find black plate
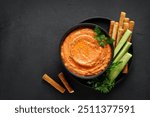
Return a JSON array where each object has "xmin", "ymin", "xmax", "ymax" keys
[
  {"xmin": 65, "ymin": 17, "xmax": 133, "ymax": 89},
  {"xmin": 81, "ymin": 17, "xmax": 111, "ymax": 33}
]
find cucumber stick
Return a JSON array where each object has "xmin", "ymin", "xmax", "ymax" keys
[
  {"xmin": 114, "ymin": 29, "xmax": 132, "ymax": 57},
  {"xmin": 113, "ymin": 42, "xmax": 132, "ymax": 63},
  {"xmin": 108, "ymin": 52, "xmax": 132, "ymax": 81}
]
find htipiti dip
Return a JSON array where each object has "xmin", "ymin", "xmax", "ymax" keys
[{"xmin": 61, "ymin": 28, "xmax": 112, "ymax": 76}]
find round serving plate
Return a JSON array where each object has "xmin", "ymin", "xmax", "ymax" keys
[{"xmin": 63, "ymin": 17, "xmax": 133, "ymax": 91}]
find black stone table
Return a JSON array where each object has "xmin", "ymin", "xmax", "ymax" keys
[{"xmin": 0, "ymin": 0, "xmax": 150, "ymax": 99}]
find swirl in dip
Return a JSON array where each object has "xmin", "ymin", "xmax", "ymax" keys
[{"xmin": 61, "ymin": 28, "xmax": 112, "ymax": 76}]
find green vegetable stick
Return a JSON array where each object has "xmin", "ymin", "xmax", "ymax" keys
[
  {"xmin": 109, "ymin": 52, "xmax": 132, "ymax": 81},
  {"xmin": 114, "ymin": 29, "xmax": 132, "ymax": 57},
  {"xmin": 113, "ymin": 42, "xmax": 132, "ymax": 63}
]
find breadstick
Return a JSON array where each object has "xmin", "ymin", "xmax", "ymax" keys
[
  {"xmin": 122, "ymin": 22, "xmax": 130, "ymax": 73},
  {"xmin": 42, "ymin": 74, "xmax": 65, "ymax": 93},
  {"xmin": 123, "ymin": 21, "xmax": 135, "ymax": 73},
  {"xmin": 119, "ymin": 12, "xmax": 126, "ymax": 29},
  {"xmin": 124, "ymin": 18, "xmax": 130, "ymax": 23},
  {"xmin": 116, "ymin": 28, "xmax": 124, "ymax": 45},
  {"xmin": 123, "ymin": 61, "xmax": 129, "ymax": 73},
  {"xmin": 123, "ymin": 22, "xmax": 129, "ymax": 32},
  {"xmin": 128, "ymin": 21, "xmax": 135, "ymax": 42},
  {"xmin": 112, "ymin": 22, "xmax": 119, "ymax": 47},
  {"xmin": 109, "ymin": 21, "xmax": 115, "ymax": 37},
  {"xmin": 58, "ymin": 72, "xmax": 74, "ymax": 93}
]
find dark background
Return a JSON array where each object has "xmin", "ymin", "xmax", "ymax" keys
[{"xmin": 0, "ymin": 0, "xmax": 150, "ymax": 99}]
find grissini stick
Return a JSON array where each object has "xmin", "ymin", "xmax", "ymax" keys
[
  {"xmin": 116, "ymin": 28, "xmax": 124, "ymax": 45},
  {"xmin": 42, "ymin": 74, "xmax": 66, "ymax": 93},
  {"xmin": 128, "ymin": 21, "xmax": 135, "ymax": 42},
  {"xmin": 122, "ymin": 22, "xmax": 130, "ymax": 73},
  {"xmin": 123, "ymin": 22, "xmax": 129, "ymax": 32},
  {"xmin": 123, "ymin": 21, "xmax": 135, "ymax": 73},
  {"xmin": 58, "ymin": 72, "xmax": 74, "ymax": 93},
  {"xmin": 119, "ymin": 12, "xmax": 126, "ymax": 29},
  {"xmin": 124, "ymin": 18, "xmax": 130, "ymax": 23},
  {"xmin": 112, "ymin": 22, "xmax": 119, "ymax": 47},
  {"xmin": 109, "ymin": 20, "xmax": 115, "ymax": 37},
  {"xmin": 116, "ymin": 12, "xmax": 126, "ymax": 47}
]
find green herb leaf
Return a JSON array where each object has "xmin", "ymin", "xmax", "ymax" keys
[
  {"xmin": 95, "ymin": 36, "xmax": 101, "ymax": 41},
  {"xmin": 98, "ymin": 78, "xmax": 115, "ymax": 93},
  {"xmin": 94, "ymin": 26, "xmax": 114, "ymax": 47},
  {"xmin": 99, "ymin": 41, "xmax": 105, "ymax": 47},
  {"xmin": 94, "ymin": 26, "xmax": 101, "ymax": 35},
  {"xmin": 88, "ymin": 77, "xmax": 115, "ymax": 94},
  {"xmin": 99, "ymin": 35, "xmax": 105, "ymax": 40},
  {"xmin": 106, "ymin": 38, "xmax": 114, "ymax": 44},
  {"xmin": 87, "ymin": 61, "xmax": 122, "ymax": 94}
]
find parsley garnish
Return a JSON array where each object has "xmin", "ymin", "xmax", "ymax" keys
[
  {"xmin": 94, "ymin": 26, "xmax": 114, "ymax": 47},
  {"xmin": 87, "ymin": 61, "xmax": 122, "ymax": 93},
  {"xmin": 88, "ymin": 77, "xmax": 115, "ymax": 93}
]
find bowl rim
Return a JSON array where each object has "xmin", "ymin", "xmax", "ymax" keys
[{"xmin": 59, "ymin": 23, "xmax": 114, "ymax": 80}]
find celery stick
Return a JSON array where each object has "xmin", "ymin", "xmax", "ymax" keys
[
  {"xmin": 113, "ymin": 42, "xmax": 132, "ymax": 63},
  {"xmin": 114, "ymin": 29, "xmax": 132, "ymax": 57},
  {"xmin": 108, "ymin": 52, "xmax": 132, "ymax": 81}
]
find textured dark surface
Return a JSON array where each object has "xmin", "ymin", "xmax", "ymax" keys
[{"xmin": 0, "ymin": 0, "xmax": 150, "ymax": 100}]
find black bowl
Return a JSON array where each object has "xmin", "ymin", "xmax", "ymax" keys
[{"xmin": 59, "ymin": 23, "xmax": 114, "ymax": 80}]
